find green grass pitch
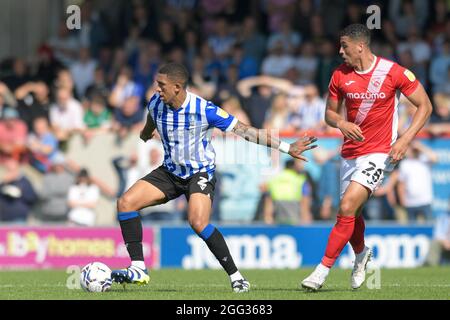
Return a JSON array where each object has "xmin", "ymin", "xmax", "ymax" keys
[{"xmin": 0, "ymin": 267, "xmax": 449, "ymax": 300}]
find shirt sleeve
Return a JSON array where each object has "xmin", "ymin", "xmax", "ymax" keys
[
  {"xmin": 392, "ymin": 63, "xmax": 420, "ymax": 97},
  {"xmin": 205, "ymin": 102, "xmax": 238, "ymax": 132},
  {"xmin": 327, "ymin": 70, "xmax": 342, "ymax": 101},
  {"xmin": 146, "ymin": 93, "xmax": 160, "ymax": 112}
]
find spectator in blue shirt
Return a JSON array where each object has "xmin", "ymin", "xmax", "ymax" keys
[
  {"xmin": 112, "ymin": 95, "xmax": 145, "ymax": 145},
  {"xmin": 224, "ymin": 44, "xmax": 258, "ymax": 80},
  {"xmin": 424, "ymin": 211, "xmax": 450, "ymax": 266},
  {"xmin": 430, "ymin": 41, "xmax": 450, "ymax": 94},
  {"xmin": 27, "ymin": 116, "xmax": 59, "ymax": 173},
  {"xmin": 317, "ymin": 151, "xmax": 340, "ymax": 220}
]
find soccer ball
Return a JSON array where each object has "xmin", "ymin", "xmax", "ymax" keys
[{"xmin": 80, "ymin": 262, "xmax": 112, "ymax": 292}]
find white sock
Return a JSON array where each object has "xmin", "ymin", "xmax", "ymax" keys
[
  {"xmin": 229, "ymin": 271, "xmax": 244, "ymax": 282},
  {"xmin": 131, "ymin": 261, "xmax": 146, "ymax": 270},
  {"xmin": 317, "ymin": 263, "xmax": 330, "ymax": 276}
]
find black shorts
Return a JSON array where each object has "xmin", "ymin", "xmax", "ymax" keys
[{"xmin": 141, "ymin": 166, "xmax": 216, "ymax": 202}]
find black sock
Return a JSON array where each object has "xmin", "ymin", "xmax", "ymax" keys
[
  {"xmin": 118, "ymin": 212, "xmax": 144, "ymax": 262},
  {"xmin": 199, "ymin": 224, "xmax": 238, "ymax": 275}
]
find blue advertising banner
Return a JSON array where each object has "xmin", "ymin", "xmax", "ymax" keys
[
  {"xmin": 425, "ymin": 138, "xmax": 450, "ymax": 215},
  {"xmin": 160, "ymin": 225, "xmax": 433, "ymax": 269}
]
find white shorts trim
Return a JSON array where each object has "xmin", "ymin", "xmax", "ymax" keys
[{"xmin": 340, "ymin": 153, "xmax": 395, "ymax": 199}]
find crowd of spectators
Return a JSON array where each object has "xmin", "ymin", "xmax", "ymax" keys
[{"xmin": 0, "ymin": 0, "xmax": 449, "ymax": 226}]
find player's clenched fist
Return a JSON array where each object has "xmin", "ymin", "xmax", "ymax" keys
[{"xmin": 337, "ymin": 120, "xmax": 365, "ymax": 142}]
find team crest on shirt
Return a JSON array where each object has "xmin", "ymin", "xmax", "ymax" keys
[
  {"xmin": 371, "ymin": 78, "xmax": 381, "ymax": 87},
  {"xmin": 404, "ymin": 69, "xmax": 416, "ymax": 82},
  {"xmin": 189, "ymin": 115, "xmax": 197, "ymax": 123},
  {"xmin": 216, "ymin": 108, "xmax": 229, "ymax": 119}
]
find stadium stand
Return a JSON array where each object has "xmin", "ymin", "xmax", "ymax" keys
[{"xmin": 0, "ymin": 0, "xmax": 449, "ymax": 227}]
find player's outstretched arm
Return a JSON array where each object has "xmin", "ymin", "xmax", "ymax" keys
[
  {"xmin": 231, "ymin": 120, "xmax": 318, "ymax": 161},
  {"xmin": 140, "ymin": 113, "xmax": 156, "ymax": 142}
]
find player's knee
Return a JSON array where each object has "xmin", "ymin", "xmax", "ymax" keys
[
  {"xmin": 339, "ymin": 199, "xmax": 357, "ymax": 216},
  {"xmin": 117, "ymin": 194, "xmax": 135, "ymax": 212},
  {"xmin": 188, "ymin": 216, "xmax": 208, "ymax": 234}
]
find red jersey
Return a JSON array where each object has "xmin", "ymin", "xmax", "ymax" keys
[{"xmin": 328, "ymin": 56, "xmax": 419, "ymax": 159}]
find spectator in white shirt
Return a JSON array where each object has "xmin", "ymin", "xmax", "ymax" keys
[
  {"xmin": 70, "ymin": 47, "xmax": 97, "ymax": 99},
  {"xmin": 397, "ymin": 27, "xmax": 431, "ymax": 64},
  {"xmin": 398, "ymin": 140, "xmax": 438, "ymax": 222},
  {"xmin": 67, "ymin": 168, "xmax": 100, "ymax": 227},
  {"xmin": 261, "ymin": 40, "xmax": 296, "ymax": 77},
  {"xmin": 49, "ymin": 87, "xmax": 85, "ymax": 144}
]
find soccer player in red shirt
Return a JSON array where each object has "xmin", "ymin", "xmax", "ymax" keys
[{"xmin": 301, "ymin": 24, "xmax": 432, "ymax": 291}]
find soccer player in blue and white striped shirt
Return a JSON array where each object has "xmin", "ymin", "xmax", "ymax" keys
[{"xmin": 112, "ymin": 63, "xmax": 317, "ymax": 292}]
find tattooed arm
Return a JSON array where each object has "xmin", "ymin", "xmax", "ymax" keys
[{"xmin": 231, "ymin": 121, "xmax": 317, "ymax": 161}]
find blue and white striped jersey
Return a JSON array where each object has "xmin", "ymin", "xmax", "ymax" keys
[{"xmin": 147, "ymin": 91, "xmax": 238, "ymax": 180}]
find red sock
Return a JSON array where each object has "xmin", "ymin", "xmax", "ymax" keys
[
  {"xmin": 321, "ymin": 215, "xmax": 356, "ymax": 268},
  {"xmin": 349, "ymin": 214, "xmax": 365, "ymax": 254}
]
